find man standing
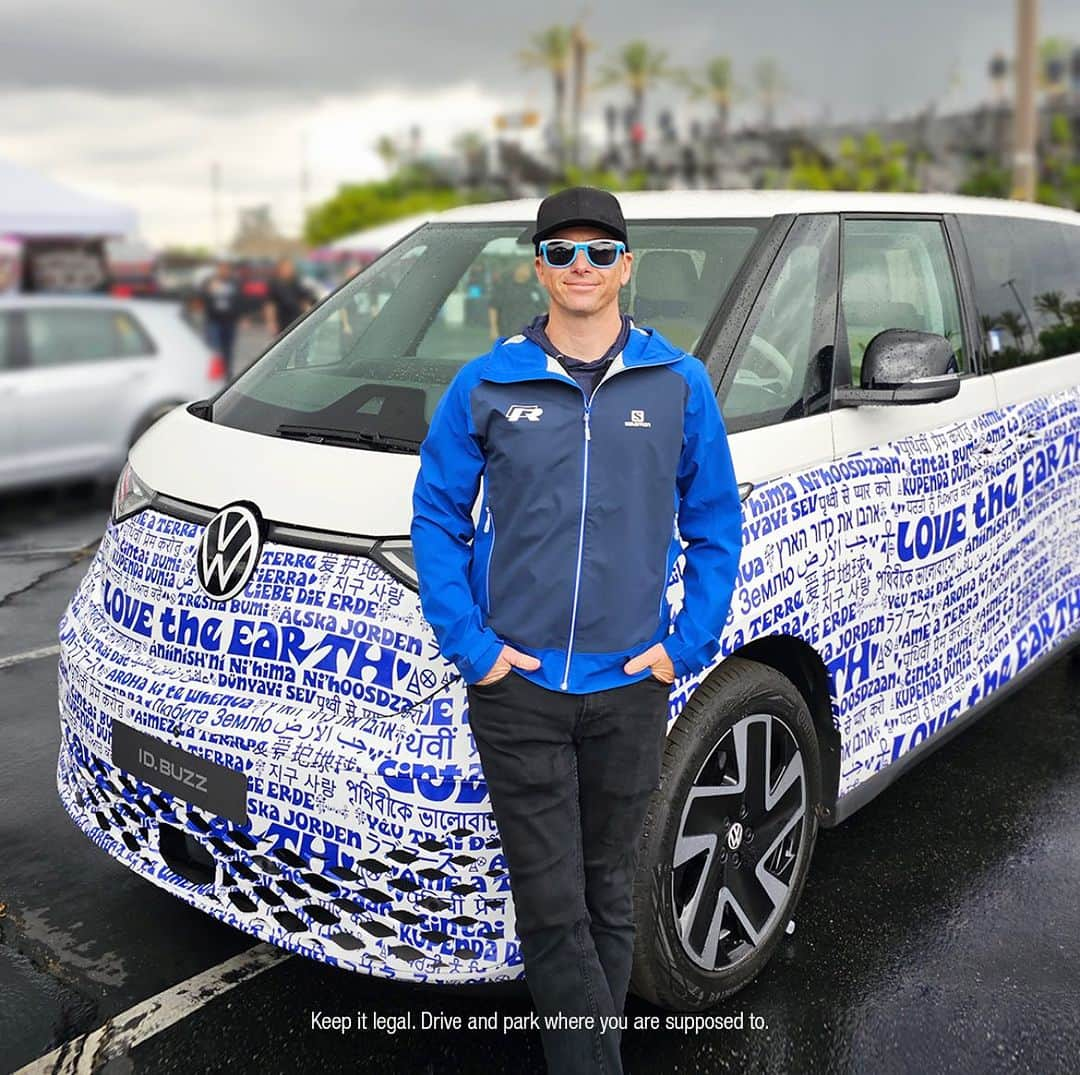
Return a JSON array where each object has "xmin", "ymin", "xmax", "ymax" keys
[
  {"xmin": 197, "ymin": 259, "xmax": 243, "ymax": 378},
  {"xmin": 411, "ymin": 188, "xmax": 742, "ymax": 1074},
  {"xmin": 263, "ymin": 256, "xmax": 314, "ymax": 336},
  {"xmin": 488, "ymin": 256, "xmax": 546, "ymax": 340}
]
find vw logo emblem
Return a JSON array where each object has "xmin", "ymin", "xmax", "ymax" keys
[
  {"xmin": 726, "ymin": 822, "xmax": 744, "ymax": 851},
  {"xmin": 196, "ymin": 504, "xmax": 263, "ymax": 601}
]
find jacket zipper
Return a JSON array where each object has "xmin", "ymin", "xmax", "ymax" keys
[
  {"xmin": 485, "ymin": 346, "xmax": 674, "ymax": 691},
  {"xmin": 561, "ymin": 397, "xmax": 591, "ymax": 689},
  {"xmin": 560, "ymin": 362, "xmax": 630, "ymax": 690},
  {"xmin": 483, "ymin": 505, "xmax": 495, "ymax": 615}
]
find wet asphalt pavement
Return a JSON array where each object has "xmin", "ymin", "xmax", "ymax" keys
[{"xmin": 1, "ymin": 480, "xmax": 1078, "ymax": 1075}]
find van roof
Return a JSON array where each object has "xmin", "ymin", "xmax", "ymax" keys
[{"xmin": 434, "ymin": 188, "xmax": 1080, "ymax": 226}]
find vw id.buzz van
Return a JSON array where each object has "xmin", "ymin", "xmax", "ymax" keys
[{"xmin": 57, "ymin": 191, "xmax": 1080, "ymax": 1010}]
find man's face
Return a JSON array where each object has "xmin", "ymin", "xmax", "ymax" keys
[{"xmin": 535, "ymin": 226, "xmax": 632, "ymax": 318}]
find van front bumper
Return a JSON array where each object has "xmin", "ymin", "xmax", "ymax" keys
[{"xmin": 55, "ymin": 522, "xmax": 522, "ymax": 986}]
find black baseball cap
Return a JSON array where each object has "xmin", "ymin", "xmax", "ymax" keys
[{"xmin": 532, "ymin": 187, "xmax": 629, "ymax": 251}]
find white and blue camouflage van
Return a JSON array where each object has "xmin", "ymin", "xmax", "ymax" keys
[{"xmin": 56, "ymin": 191, "xmax": 1080, "ymax": 1010}]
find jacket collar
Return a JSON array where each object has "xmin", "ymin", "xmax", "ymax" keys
[{"xmin": 479, "ymin": 319, "xmax": 683, "ymax": 385}]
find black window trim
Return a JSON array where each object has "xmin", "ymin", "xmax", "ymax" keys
[
  {"xmin": 714, "ymin": 213, "xmax": 839, "ymax": 435},
  {"xmin": 942, "ymin": 214, "xmax": 989, "ymax": 376},
  {"xmin": 6, "ymin": 310, "xmax": 29, "ymax": 370},
  {"xmin": 831, "ymin": 212, "xmax": 981, "ymax": 396},
  {"xmin": 0, "ymin": 310, "xmax": 12, "ymax": 371},
  {"xmin": 705, "ymin": 214, "xmax": 795, "ymax": 387}
]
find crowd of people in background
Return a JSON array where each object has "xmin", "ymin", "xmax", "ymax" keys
[
  {"xmin": 192, "ymin": 256, "xmax": 321, "ymax": 379},
  {"xmin": 189, "ymin": 248, "xmax": 591, "ymax": 381}
]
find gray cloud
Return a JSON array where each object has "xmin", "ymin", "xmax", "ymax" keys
[
  {"xmin": 4, "ymin": 0, "xmax": 1079, "ymax": 121},
  {"xmin": 5, "ymin": 0, "xmax": 1080, "ymax": 246}
]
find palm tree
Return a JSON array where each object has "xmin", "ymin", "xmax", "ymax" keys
[
  {"xmin": 520, "ymin": 25, "xmax": 573, "ymax": 170},
  {"xmin": 679, "ymin": 57, "xmax": 736, "ymax": 143},
  {"xmin": 374, "ymin": 135, "xmax": 398, "ymax": 175},
  {"xmin": 753, "ymin": 57, "xmax": 787, "ymax": 129},
  {"xmin": 453, "ymin": 130, "xmax": 487, "ymax": 184},
  {"xmin": 1039, "ymin": 37, "xmax": 1070, "ymax": 98},
  {"xmin": 596, "ymin": 41, "xmax": 677, "ymax": 166},
  {"xmin": 998, "ymin": 309, "xmax": 1027, "ymax": 349},
  {"xmin": 1034, "ymin": 290, "xmax": 1067, "ymax": 323}
]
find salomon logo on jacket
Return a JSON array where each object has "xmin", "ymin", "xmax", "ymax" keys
[{"xmin": 411, "ymin": 323, "xmax": 742, "ymax": 694}]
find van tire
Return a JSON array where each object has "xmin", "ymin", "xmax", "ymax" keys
[{"xmin": 630, "ymin": 657, "xmax": 821, "ymax": 1011}]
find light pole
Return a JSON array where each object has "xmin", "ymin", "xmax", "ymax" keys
[
  {"xmin": 1011, "ymin": 0, "xmax": 1037, "ymax": 200},
  {"xmin": 570, "ymin": 21, "xmax": 589, "ymax": 171},
  {"xmin": 211, "ymin": 160, "xmax": 222, "ymax": 256},
  {"xmin": 300, "ymin": 130, "xmax": 310, "ymax": 235},
  {"xmin": 1003, "ymin": 277, "xmax": 1037, "ymax": 346}
]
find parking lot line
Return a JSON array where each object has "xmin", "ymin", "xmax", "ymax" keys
[
  {"xmin": 14, "ymin": 943, "xmax": 292, "ymax": 1074},
  {"xmin": 0, "ymin": 644, "xmax": 61, "ymax": 670}
]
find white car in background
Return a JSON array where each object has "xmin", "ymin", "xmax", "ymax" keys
[{"xmin": 0, "ymin": 295, "xmax": 225, "ymax": 493}]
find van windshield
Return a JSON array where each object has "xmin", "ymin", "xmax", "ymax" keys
[{"xmin": 209, "ymin": 220, "xmax": 764, "ymax": 449}]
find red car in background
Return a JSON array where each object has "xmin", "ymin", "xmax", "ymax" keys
[{"xmin": 106, "ymin": 239, "xmax": 160, "ymax": 299}]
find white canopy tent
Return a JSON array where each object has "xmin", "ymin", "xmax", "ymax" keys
[{"xmin": 0, "ymin": 157, "xmax": 136, "ymax": 237}]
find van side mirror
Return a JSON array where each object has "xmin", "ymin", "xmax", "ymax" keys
[{"xmin": 833, "ymin": 328, "xmax": 961, "ymax": 407}]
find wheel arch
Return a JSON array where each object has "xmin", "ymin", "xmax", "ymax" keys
[
  {"xmin": 725, "ymin": 634, "xmax": 842, "ymax": 826},
  {"xmin": 128, "ymin": 399, "xmax": 185, "ymax": 448}
]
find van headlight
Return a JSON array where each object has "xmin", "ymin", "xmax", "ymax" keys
[
  {"xmin": 370, "ymin": 539, "xmax": 418, "ymax": 589},
  {"xmin": 112, "ymin": 463, "xmax": 156, "ymax": 523}
]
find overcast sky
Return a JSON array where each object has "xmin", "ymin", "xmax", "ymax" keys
[{"xmin": 2, "ymin": 0, "xmax": 1079, "ymax": 246}]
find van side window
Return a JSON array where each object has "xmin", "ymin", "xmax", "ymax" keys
[
  {"xmin": 25, "ymin": 308, "xmax": 152, "ymax": 367},
  {"xmin": 840, "ymin": 218, "xmax": 967, "ymax": 385},
  {"xmin": 720, "ymin": 214, "xmax": 838, "ymax": 432},
  {"xmin": 0, "ymin": 313, "xmax": 9, "ymax": 369},
  {"xmin": 960, "ymin": 216, "xmax": 1080, "ymax": 368}
]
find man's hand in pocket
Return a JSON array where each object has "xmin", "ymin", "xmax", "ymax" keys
[
  {"xmin": 474, "ymin": 645, "xmax": 542, "ymax": 687},
  {"xmin": 623, "ymin": 643, "xmax": 675, "ymax": 684}
]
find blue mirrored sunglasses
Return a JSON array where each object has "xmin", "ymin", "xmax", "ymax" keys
[{"xmin": 538, "ymin": 239, "xmax": 626, "ymax": 269}]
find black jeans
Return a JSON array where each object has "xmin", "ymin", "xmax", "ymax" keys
[
  {"xmin": 466, "ymin": 670, "xmax": 670, "ymax": 1075},
  {"xmin": 205, "ymin": 318, "xmax": 237, "ymax": 376}
]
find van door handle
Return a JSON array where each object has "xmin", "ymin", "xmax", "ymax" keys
[{"xmin": 738, "ymin": 481, "xmax": 754, "ymax": 502}]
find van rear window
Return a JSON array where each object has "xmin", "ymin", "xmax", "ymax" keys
[{"xmin": 960, "ymin": 215, "xmax": 1080, "ymax": 369}]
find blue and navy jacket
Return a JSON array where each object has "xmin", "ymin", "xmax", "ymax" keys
[{"xmin": 410, "ymin": 321, "xmax": 743, "ymax": 694}]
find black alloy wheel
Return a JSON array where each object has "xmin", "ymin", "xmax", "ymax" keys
[{"xmin": 631, "ymin": 656, "xmax": 822, "ymax": 1010}]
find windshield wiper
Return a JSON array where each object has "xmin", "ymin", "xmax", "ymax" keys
[{"xmin": 275, "ymin": 424, "xmax": 422, "ymax": 453}]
